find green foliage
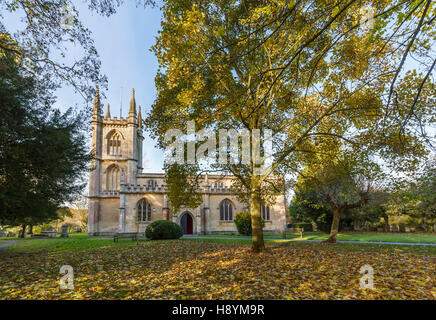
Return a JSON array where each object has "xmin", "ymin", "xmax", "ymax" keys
[
  {"xmin": 234, "ymin": 211, "xmax": 265, "ymax": 236},
  {"xmin": 0, "ymin": 52, "xmax": 89, "ymax": 228},
  {"xmin": 164, "ymin": 163, "xmax": 202, "ymax": 214},
  {"xmin": 387, "ymin": 160, "xmax": 436, "ymax": 231},
  {"xmin": 145, "ymin": 220, "xmax": 184, "ymax": 240},
  {"xmin": 300, "ymin": 224, "xmax": 313, "ymax": 232},
  {"xmin": 290, "ymin": 179, "xmax": 388, "ymax": 233}
]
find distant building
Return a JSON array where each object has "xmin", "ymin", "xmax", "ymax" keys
[{"xmin": 87, "ymin": 88, "xmax": 287, "ymax": 235}]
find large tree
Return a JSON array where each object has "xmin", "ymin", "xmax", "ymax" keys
[
  {"xmin": 145, "ymin": 0, "xmax": 435, "ymax": 251},
  {"xmin": 0, "ymin": 52, "xmax": 89, "ymax": 236},
  {"xmin": 297, "ymin": 153, "xmax": 384, "ymax": 242}
]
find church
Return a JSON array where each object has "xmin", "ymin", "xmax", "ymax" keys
[{"xmin": 87, "ymin": 88, "xmax": 287, "ymax": 236}]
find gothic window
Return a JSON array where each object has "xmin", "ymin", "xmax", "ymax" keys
[
  {"xmin": 261, "ymin": 203, "xmax": 271, "ymax": 221},
  {"xmin": 219, "ymin": 199, "xmax": 233, "ymax": 221},
  {"xmin": 214, "ymin": 182, "xmax": 223, "ymax": 189},
  {"xmin": 108, "ymin": 131, "xmax": 121, "ymax": 155},
  {"xmin": 147, "ymin": 180, "xmax": 157, "ymax": 189},
  {"xmin": 137, "ymin": 199, "xmax": 152, "ymax": 222},
  {"xmin": 106, "ymin": 165, "xmax": 121, "ymax": 191}
]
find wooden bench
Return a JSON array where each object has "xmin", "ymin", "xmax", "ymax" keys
[
  {"xmin": 282, "ymin": 227, "xmax": 304, "ymax": 239},
  {"xmin": 32, "ymin": 234, "xmax": 49, "ymax": 238},
  {"xmin": 32, "ymin": 231, "xmax": 57, "ymax": 238},
  {"xmin": 113, "ymin": 232, "xmax": 138, "ymax": 242}
]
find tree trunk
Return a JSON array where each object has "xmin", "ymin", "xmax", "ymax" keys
[
  {"xmin": 325, "ymin": 208, "xmax": 342, "ymax": 243},
  {"xmin": 28, "ymin": 224, "xmax": 33, "ymax": 235},
  {"xmin": 383, "ymin": 213, "xmax": 389, "ymax": 232},
  {"xmin": 250, "ymin": 192, "xmax": 264, "ymax": 252},
  {"xmin": 19, "ymin": 224, "xmax": 26, "ymax": 238}
]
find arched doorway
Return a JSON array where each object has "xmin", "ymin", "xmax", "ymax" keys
[{"xmin": 180, "ymin": 212, "xmax": 193, "ymax": 234}]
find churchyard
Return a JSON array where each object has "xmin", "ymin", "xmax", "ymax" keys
[{"xmin": 0, "ymin": 234, "xmax": 435, "ymax": 299}]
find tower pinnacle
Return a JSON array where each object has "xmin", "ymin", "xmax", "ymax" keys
[
  {"xmin": 105, "ymin": 103, "xmax": 111, "ymax": 119},
  {"xmin": 129, "ymin": 88, "xmax": 136, "ymax": 117},
  {"xmin": 137, "ymin": 105, "xmax": 143, "ymax": 128},
  {"xmin": 92, "ymin": 86, "xmax": 101, "ymax": 117}
]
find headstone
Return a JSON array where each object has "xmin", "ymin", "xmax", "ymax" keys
[
  {"xmin": 390, "ymin": 225, "xmax": 399, "ymax": 232},
  {"xmin": 60, "ymin": 224, "xmax": 69, "ymax": 238}
]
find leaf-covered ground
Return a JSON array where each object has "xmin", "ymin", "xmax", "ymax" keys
[{"xmin": 0, "ymin": 240, "xmax": 434, "ymax": 299}]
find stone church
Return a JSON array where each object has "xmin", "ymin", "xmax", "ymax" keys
[{"xmin": 87, "ymin": 88, "xmax": 287, "ymax": 236}]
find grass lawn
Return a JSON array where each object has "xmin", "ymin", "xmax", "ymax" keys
[
  {"xmin": 204, "ymin": 232, "xmax": 436, "ymax": 243},
  {"xmin": 0, "ymin": 232, "xmax": 89, "ymax": 241},
  {"xmin": 0, "ymin": 237, "xmax": 435, "ymax": 299}
]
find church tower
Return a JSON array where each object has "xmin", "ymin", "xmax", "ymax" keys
[{"xmin": 88, "ymin": 88, "xmax": 144, "ymax": 235}]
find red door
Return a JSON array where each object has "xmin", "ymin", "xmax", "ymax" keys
[
  {"xmin": 181, "ymin": 212, "xmax": 193, "ymax": 234},
  {"xmin": 186, "ymin": 214, "xmax": 193, "ymax": 234}
]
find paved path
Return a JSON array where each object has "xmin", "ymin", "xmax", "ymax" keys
[
  {"xmin": 0, "ymin": 240, "xmax": 18, "ymax": 253},
  {"xmin": 181, "ymin": 235, "xmax": 436, "ymax": 246},
  {"xmin": 4, "ymin": 237, "xmax": 435, "ymax": 247}
]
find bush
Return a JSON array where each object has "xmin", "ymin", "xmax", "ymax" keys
[
  {"xmin": 234, "ymin": 211, "xmax": 265, "ymax": 236},
  {"xmin": 290, "ymin": 223, "xmax": 313, "ymax": 232},
  {"xmin": 145, "ymin": 220, "xmax": 184, "ymax": 240},
  {"xmin": 301, "ymin": 223, "xmax": 313, "ymax": 232}
]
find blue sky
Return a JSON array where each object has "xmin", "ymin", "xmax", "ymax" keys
[
  {"xmin": 68, "ymin": 2, "xmax": 164, "ymax": 172},
  {"xmin": 4, "ymin": 1, "xmax": 165, "ymax": 172}
]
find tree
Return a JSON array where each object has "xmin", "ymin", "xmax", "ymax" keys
[
  {"xmin": 289, "ymin": 187, "xmax": 336, "ymax": 232},
  {"xmin": 145, "ymin": 0, "xmax": 434, "ymax": 251},
  {"xmin": 69, "ymin": 195, "xmax": 89, "ymax": 231},
  {"xmin": 353, "ymin": 190, "xmax": 390, "ymax": 231},
  {"xmin": 0, "ymin": 52, "xmax": 89, "ymax": 235},
  {"xmin": 387, "ymin": 159, "xmax": 436, "ymax": 231},
  {"xmin": 297, "ymin": 153, "xmax": 382, "ymax": 242},
  {"xmin": 163, "ymin": 163, "xmax": 202, "ymax": 215}
]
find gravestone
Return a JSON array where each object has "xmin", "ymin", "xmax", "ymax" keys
[
  {"xmin": 60, "ymin": 224, "xmax": 69, "ymax": 238},
  {"xmin": 390, "ymin": 225, "xmax": 399, "ymax": 232}
]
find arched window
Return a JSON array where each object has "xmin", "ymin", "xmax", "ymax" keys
[
  {"xmin": 147, "ymin": 180, "xmax": 157, "ymax": 189},
  {"xmin": 214, "ymin": 182, "xmax": 223, "ymax": 189},
  {"xmin": 219, "ymin": 199, "xmax": 233, "ymax": 221},
  {"xmin": 261, "ymin": 203, "xmax": 270, "ymax": 221},
  {"xmin": 108, "ymin": 131, "xmax": 122, "ymax": 155},
  {"xmin": 137, "ymin": 199, "xmax": 152, "ymax": 222},
  {"xmin": 106, "ymin": 165, "xmax": 121, "ymax": 191}
]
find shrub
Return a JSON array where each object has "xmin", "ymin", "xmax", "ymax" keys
[
  {"xmin": 290, "ymin": 223, "xmax": 313, "ymax": 232},
  {"xmin": 145, "ymin": 220, "xmax": 184, "ymax": 240},
  {"xmin": 301, "ymin": 223, "xmax": 313, "ymax": 232},
  {"xmin": 234, "ymin": 211, "xmax": 265, "ymax": 236}
]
